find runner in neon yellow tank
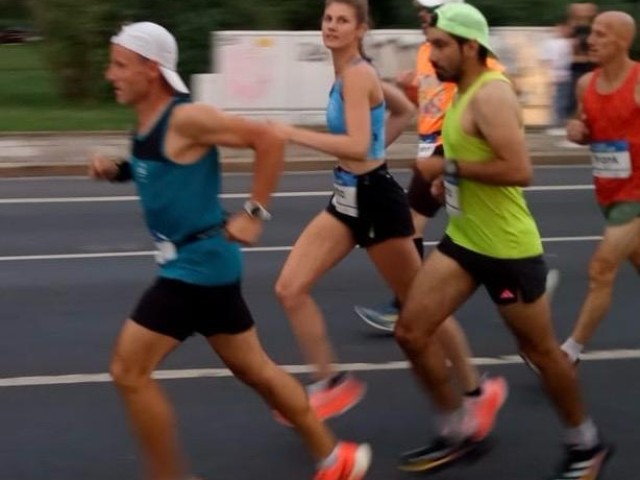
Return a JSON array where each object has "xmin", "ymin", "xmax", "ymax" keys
[
  {"xmin": 442, "ymin": 69, "xmax": 543, "ymax": 259},
  {"xmin": 395, "ymin": 4, "xmax": 610, "ymax": 478}
]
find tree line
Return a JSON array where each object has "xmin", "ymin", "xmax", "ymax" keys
[{"xmin": 4, "ymin": 0, "xmax": 639, "ymax": 100}]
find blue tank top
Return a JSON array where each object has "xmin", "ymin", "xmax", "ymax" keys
[
  {"xmin": 130, "ymin": 97, "xmax": 242, "ymax": 286},
  {"xmin": 326, "ymin": 78, "xmax": 386, "ymax": 160}
]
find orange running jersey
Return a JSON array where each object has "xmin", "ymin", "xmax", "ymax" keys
[
  {"xmin": 412, "ymin": 43, "xmax": 504, "ymax": 138},
  {"xmin": 582, "ymin": 63, "xmax": 640, "ymax": 206}
]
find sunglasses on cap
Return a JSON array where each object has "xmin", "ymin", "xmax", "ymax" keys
[{"xmin": 426, "ymin": 10, "xmax": 441, "ymax": 26}]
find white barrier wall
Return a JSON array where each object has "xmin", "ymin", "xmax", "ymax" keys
[{"xmin": 192, "ymin": 28, "xmax": 555, "ymax": 126}]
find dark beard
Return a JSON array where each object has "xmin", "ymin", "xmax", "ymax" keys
[{"xmin": 435, "ymin": 68, "xmax": 461, "ymax": 83}]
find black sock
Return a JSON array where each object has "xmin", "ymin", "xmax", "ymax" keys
[
  {"xmin": 464, "ymin": 386, "xmax": 482, "ymax": 398},
  {"xmin": 328, "ymin": 372, "xmax": 347, "ymax": 388},
  {"xmin": 413, "ymin": 237, "xmax": 424, "ymax": 259}
]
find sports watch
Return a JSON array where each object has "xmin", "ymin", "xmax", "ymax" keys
[{"xmin": 243, "ymin": 200, "xmax": 272, "ymax": 221}]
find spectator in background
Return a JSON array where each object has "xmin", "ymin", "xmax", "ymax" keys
[
  {"xmin": 542, "ymin": 19, "xmax": 573, "ymax": 136},
  {"xmin": 567, "ymin": 2, "xmax": 598, "ymax": 116}
]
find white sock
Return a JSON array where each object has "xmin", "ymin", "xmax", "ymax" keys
[
  {"xmin": 307, "ymin": 377, "xmax": 331, "ymax": 394},
  {"xmin": 561, "ymin": 338, "xmax": 584, "ymax": 362},
  {"xmin": 307, "ymin": 372, "xmax": 344, "ymax": 394},
  {"xmin": 318, "ymin": 444, "xmax": 340, "ymax": 469},
  {"xmin": 565, "ymin": 418, "xmax": 599, "ymax": 449},
  {"xmin": 436, "ymin": 406, "xmax": 474, "ymax": 441}
]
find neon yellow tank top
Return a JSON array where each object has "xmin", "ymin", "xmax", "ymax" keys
[{"xmin": 443, "ymin": 71, "xmax": 543, "ymax": 259}]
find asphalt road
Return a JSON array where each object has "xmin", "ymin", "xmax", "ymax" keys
[{"xmin": 1, "ymin": 167, "xmax": 638, "ymax": 480}]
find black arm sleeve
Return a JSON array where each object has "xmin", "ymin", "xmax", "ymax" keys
[{"xmin": 111, "ymin": 161, "xmax": 133, "ymax": 183}]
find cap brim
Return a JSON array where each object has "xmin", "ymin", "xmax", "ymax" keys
[
  {"xmin": 160, "ymin": 66, "xmax": 189, "ymax": 94},
  {"xmin": 417, "ymin": 0, "xmax": 445, "ymax": 7},
  {"xmin": 479, "ymin": 40, "xmax": 498, "ymax": 58}
]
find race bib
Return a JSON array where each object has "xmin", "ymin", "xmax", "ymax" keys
[
  {"xmin": 590, "ymin": 141, "xmax": 631, "ymax": 178},
  {"xmin": 152, "ymin": 232, "xmax": 178, "ymax": 265},
  {"xmin": 417, "ymin": 133, "xmax": 439, "ymax": 161},
  {"xmin": 154, "ymin": 240, "xmax": 177, "ymax": 265},
  {"xmin": 331, "ymin": 169, "xmax": 358, "ymax": 217},
  {"xmin": 417, "ymin": 141, "xmax": 437, "ymax": 160},
  {"xmin": 444, "ymin": 174, "xmax": 462, "ymax": 217}
]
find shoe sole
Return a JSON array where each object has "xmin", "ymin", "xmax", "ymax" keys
[
  {"xmin": 348, "ymin": 443, "xmax": 372, "ymax": 480},
  {"xmin": 520, "ymin": 352, "xmax": 580, "ymax": 377},
  {"xmin": 353, "ymin": 306, "xmax": 395, "ymax": 332},
  {"xmin": 398, "ymin": 439, "xmax": 491, "ymax": 473},
  {"xmin": 520, "ymin": 352, "xmax": 541, "ymax": 375},
  {"xmin": 589, "ymin": 445, "xmax": 614, "ymax": 479}
]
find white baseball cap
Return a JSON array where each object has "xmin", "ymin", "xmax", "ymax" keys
[
  {"xmin": 417, "ymin": 0, "xmax": 465, "ymax": 8},
  {"xmin": 111, "ymin": 22, "xmax": 189, "ymax": 94}
]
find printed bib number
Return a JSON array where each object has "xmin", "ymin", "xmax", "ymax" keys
[
  {"xmin": 590, "ymin": 141, "xmax": 631, "ymax": 179},
  {"xmin": 331, "ymin": 169, "xmax": 358, "ymax": 217},
  {"xmin": 444, "ymin": 174, "xmax": 462, "ymax": 217},
  {"xmin": 417, "ymin": 141, "xmax": 437, "ymax": 160}
]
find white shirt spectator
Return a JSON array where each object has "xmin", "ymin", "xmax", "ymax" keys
[{"xmin": 541, "ymin": 37, "xmax": 572, "ymax": 83}]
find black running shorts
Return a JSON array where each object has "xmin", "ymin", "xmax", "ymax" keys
[
  {"xmin": 131, "ymin": 278, "xmax": 255, "ymax": 341},
  {"xmin": 437, "ymin": 235, "xmax": 548, "ymax": 305},
  {"xmin": 326, "ymin": 163, "xmax": 414, "ymax": 247},
  {"xmin": 407, "ymin": 144, "xmax": 444, "ymax": 218}
]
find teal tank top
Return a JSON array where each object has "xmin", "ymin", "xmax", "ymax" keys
[{"xmin": 130, "ymin": 97, "xmax": 242, "ymax": 286}]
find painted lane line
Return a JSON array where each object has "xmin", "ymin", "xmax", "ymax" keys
[
  {"xmin": 0, "ymin": 185, "xmax": 595, "ymax": 204},
  {"xmin": 0, "ymin": 236, "xmax": 604, "ymax": 262},
  {"xmin": 1, "ymin": 348, "xmax": 639, "ymax": 388}
]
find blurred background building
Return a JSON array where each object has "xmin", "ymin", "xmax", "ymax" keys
[
  {"xmin": 194, "ymin": 27, "xmax": 557, "ymax": 126},
  {"xmin": 1, "ymin": 0, "xmax": 639, "ymax": 132}
]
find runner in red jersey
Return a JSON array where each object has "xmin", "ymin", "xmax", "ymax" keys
[{"xmin": 563, "ymin": 10, "xmax": 640, "ymax": 364}]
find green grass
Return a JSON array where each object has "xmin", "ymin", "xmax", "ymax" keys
[{"xmin": 0, "ymin": 43, "xmax": 133, "ymax": 132}]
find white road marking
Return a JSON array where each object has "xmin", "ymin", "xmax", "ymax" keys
[
  {"xmin": 0, "ymin": 236, "xmax": 603, "ymax": 262},
  {"xmin": 0, "ymin": 165, "xmax": 593, "ymax": 183},
  {"xmin": 1, "ymin": 348, "xmax": 638, "ymax": 388},
  {"xmin": 0, "ymin": 251, "xmax": 155, "ymax": 261},
  {"xmin": 0, "ymin": 185, "xmax": 594, "ymax": 204}
]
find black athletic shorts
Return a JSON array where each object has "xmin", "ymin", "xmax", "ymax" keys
[
  {"xmin": 131, "ymin": 277, "xmax": 255, "ymax": 341},
  {"xmin": 408, "ymin": 144, "xmax": 445, "ymax": 218},
  {"xmin": 437, "ymin": 235, "xmax": 548, "ymax": 305},
  {"xmin": 326, "ymin": 163, "xmax": 414, "ymax": 247}
]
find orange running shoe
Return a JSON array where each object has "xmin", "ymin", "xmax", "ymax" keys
[
  {"xmin": 275, "ymin": 373, "xmax": 366, "ymax": 426},
  {"xmin": 309, "ymin": 373, "xmax": 366, "ymax": 421},
  {"xmin": 465, "ymin": 376, "xmax": 508, "ymax": 441},
  {"xmin": 314, "ymin": 442, "xmax": 372, "ymax": 480}
]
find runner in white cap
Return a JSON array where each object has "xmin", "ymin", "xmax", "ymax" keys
[
  {"xmin": 93, "ymin": 21, "xmax": 371, "ymax": 480},
  {"xmin": 111, "ymin": 22, "xmax": 190, "ymax": 94}
]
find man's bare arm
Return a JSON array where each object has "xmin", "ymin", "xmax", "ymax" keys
[
  {"xmin": 456, "ymin": 81, "xmax": 532, "ymax": 186},
  {"xmin": 173, "ymin": 104, "xmax": 285, "ymax": 206}
]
